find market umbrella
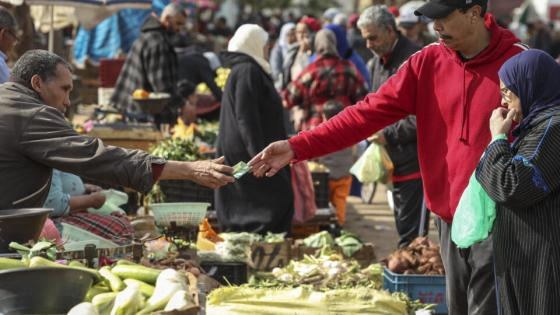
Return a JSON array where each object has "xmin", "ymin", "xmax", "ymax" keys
[
  {"xmin": 24, "ymin": 0, "xmax": 152, "ymax": 51},
  {"xmin": 25, "ymin": 0, "xmax": 151, "ymax": 10}
]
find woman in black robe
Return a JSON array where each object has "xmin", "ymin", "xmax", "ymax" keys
[
  {"xmin": 215, "ymin": 24, "xmax": 294, "ymax": 234},
  {"xmin": 476, "ymin": 49, "xmax": 560, "ymax": 314}
]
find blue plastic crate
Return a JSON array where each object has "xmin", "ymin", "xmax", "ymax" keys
[{"xmin": 383, "ymin": 267, "xmax": 447, "ymax": 314}]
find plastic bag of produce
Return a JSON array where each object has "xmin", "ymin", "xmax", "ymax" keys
[
  {"xmin": 451, "ymin": 172, "xmax": 496, "ymax": 248},
  {"xmin": 88, "ymin": 189, "xmax": 128, "ymax": 216},
  {"xmin": 350, "ymin": 143, "xmax": 393, "ymax": 184}
]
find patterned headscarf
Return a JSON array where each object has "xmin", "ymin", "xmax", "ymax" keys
[{"xmin": 314, "ymin": 29, "xmax": 338, "ymax": 58}]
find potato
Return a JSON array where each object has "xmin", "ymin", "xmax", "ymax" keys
[
  {"xmin": 388, "ymin": 257, "xmax": 406, "ymax": 273},
  {"xmin": 417, "ymin": 264, "xmax": 430, "ymax": 274}
]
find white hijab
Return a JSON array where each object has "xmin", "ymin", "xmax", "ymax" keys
[
  {"xmin": 278, "ymin": 22, "xmax": 296, "ymax": 57},
  {"xmin": 228, "ymin": 24, "xmax": 271, "ymax": 74}
]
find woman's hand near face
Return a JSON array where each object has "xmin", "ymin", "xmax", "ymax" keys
[{"xmin": 490, "ymin": 107, "xmax": 516, "ymax": 138}]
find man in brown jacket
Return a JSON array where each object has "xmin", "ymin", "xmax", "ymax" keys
[{"xmin": 0, "ymin": 50, "xmax": 234, "ymax": 210}]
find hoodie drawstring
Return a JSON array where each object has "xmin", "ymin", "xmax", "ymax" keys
[{"xmin": 460, "ymin": 67, "xmax": 470, "ymax": 144}]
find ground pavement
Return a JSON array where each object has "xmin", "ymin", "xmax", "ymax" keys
[{"xmin": 344, "ymin": 185, "xmax": 439, "ymax": 261}]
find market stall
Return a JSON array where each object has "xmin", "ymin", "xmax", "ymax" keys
[{"xmin": 0, "ymin": 187, "xmax": 449, "ymax": 314}]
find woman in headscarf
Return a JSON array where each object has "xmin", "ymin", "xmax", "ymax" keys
[
  {"xmin": 476, "ymin": 49, "xmax": 560, "ymax": 314},
  {"xmin": 216, "ymin": 24, "xmax": 294, "ymax": 234},
  {"xmin": 281, "ymin": 17, "xmax": 321, "ymax": 90},
  {"xmin": 283, "ymin": 29, "xmax": 368, "ymax": 131},
  {"xmin": 324, "ymin": 24, "xmax": 371, "ymax": 90},
  {"xmin": 270, "ymin": 23, "xmax": 296, "ymax": 90}
]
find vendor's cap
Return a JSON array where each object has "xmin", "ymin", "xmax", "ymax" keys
[{"xmin": 415, "ymin": 0, "xmax": 487, "ymax": 19}]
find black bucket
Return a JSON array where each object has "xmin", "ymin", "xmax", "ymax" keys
[
  {"xmin": 0, "ymin": 267, "xmax": 94, "ymax": 314},
  {"xmin": 0, "ymin": 208, "xmax": 52, "ymax": 253}
]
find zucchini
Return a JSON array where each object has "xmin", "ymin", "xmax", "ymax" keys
[
  {"xmin": 69, "ymin": 260, "xmax": 86, "ymax": 268},
  {"xmin": 99, "ymin": 266, "xmax": 125, "ymax": 292},
  {"xmin": 115, "ymin": 259, "xmax": 137, "ymax": 266},
  {"xmin": 29, "ymin": 256, "xmax": 101, "ymax": 282},
  {"xmin": 85, "ymin": 284, "xmax": 110, "ymax": 302},
  {"xmin": 111, "ymin": 264, "xmax": 161, "ymax": 285},
  {"xmin": 92, "ymin": 292, "xmax": 118, "ymax": 315},
  {"xmin": 123, "ymin": 278, "xmax": 155, "ymax": 298},
  {"xmin": 0, "ymin": 257, "xmax": 27, "ymax": 270}
]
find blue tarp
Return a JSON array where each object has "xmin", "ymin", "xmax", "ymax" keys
[{"xmin": 72, "ymin": 0, "xmax": 170, "ymax": 65}]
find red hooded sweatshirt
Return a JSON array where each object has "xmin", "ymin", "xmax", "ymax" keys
[{"xmin": 289, "ymin": 15, "xmax": 527, "ymax": 223}]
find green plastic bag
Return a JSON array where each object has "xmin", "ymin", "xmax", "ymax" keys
[
  {"xmin": 451, "ymin": 172, "xmax": 496, "ymax": 248},
  {"xmin": 87, "ymin": 189, "xmax": 127, "ymax": 216},
  {"xmin": 350, "ymin": 143, "xmax": 393, "ymax": 184}
]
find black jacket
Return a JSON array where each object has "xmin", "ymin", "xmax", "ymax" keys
[
  {"xmin": 0, "ymin": 83, "xmax": 164, "ymax": 209},
  {"xmin": 369, "ymin": 34, "xmax": 421, "ymax": 177},
  {"xmin": 216, "ymin": 52, "xmax": 294, "ymax": 234},
  {"xmin": 177, "ymin": 52, "xmax": 222, "ymax": 101},
  {"xmin": 477, "ymin": 109, "xmax": 560, "ymax": 314}
]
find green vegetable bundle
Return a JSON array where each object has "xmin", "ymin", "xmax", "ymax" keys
[
  {"xmin": 335, "ymin": 231, "xmax": 364, "ymax": 257},
  {"xmin": 149, "ymin": 138, "xmax": 202, "ymax": 162},
  {"xmin": 249, "ymin": 254, "xmax": 383, "ymax": 291},
  {"xmin": 303, "ymin": 231, "xmax": 334, "ymax": 248},
  {"xmin": 195, "ymin": 120, "xmax": 219, "ymax": 146},
  {"xmin": 303, "ymin": 230, "xmax": 365, "ymax": 258}
]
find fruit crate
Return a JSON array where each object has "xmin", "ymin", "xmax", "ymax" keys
[
  {"xmin": 383, "ymin": 268, "xmax": 447, "ymax": 314},
  {"xmin": 311, "ymin": 172, "xmax": 329, "ymax": 208},
  {"xmin": 200, "ymin": 261, "xmax": 248, "ymax": 285},
  {"xmin": 159, "ymin": 180, "xmax": 215, "ymax": 209}
]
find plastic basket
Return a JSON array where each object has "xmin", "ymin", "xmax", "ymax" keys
[
  {"xmin": 159, "ymin": 180, "xmax": 215, "ymax": 209},
  {"xmin": 150, "ymin": 202, "xmax": 210, "ymax": 227},
  {"xmin": 383, "ymin": 267, "xmax": 447, "ymax": 314},
  {"xmin": 311, "ymin": 172, "xmax": 330, "ymax": 208},
  {"xmin": 61, "ymin": 223, "xmax": 120, "ymax": 250}
]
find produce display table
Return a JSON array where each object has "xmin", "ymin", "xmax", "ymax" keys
[
  {"xmin": 206, "ymin": 208, "xmax": 337, "ymax": 239},
  {"xmin": 86, "ymin": 126, "xmax": 163, "ymax": 152}
]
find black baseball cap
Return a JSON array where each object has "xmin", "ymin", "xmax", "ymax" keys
[{"xmin": 414, "ymin": 0, "xmax": 487, "ymax": 19}]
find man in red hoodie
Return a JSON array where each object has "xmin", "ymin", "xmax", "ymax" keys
[{"xmin": 250, "ymin": 0, "xmax": 527, "ymax": 314}]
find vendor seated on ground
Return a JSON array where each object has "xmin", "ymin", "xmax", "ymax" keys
[
  {"xmin": 41, "ymin": 171, "xmax": 133, "ymax": 245},
  {"xmin": 317, "ymin": 100, "xmax": 353, "ymax": 226},
  {"xmin": 0, "ymin": 50, "xmax": 234, "ymax": 213}
]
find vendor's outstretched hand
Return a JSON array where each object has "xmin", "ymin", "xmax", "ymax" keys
[
  {"xmin": 249, "ymin": 140, "xmax": 294, "ymax": 177},
  {"xmin": 189, "ymin": 156, "xmax": 235, "ymax": 189}
]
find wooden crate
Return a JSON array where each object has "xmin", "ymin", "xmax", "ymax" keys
[
  {"xmin": 291, "ymin": 223, "xmax": 320, "ymax": 240},
  {"xmin": 86, "ymin": 128, "xmax": 163, "ymax": 152},
  {"xmin": 250, "ymin": 239, "xmax": 292, "ymax": 272}
]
